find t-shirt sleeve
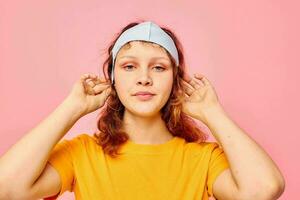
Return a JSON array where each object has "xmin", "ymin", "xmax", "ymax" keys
[
  {"xmin": 207, "ymin": 142, "xmax": 230, "ymax": 198},
  {"xmin": 43, "ymin": 138, "xmax": 77, "ymax": 200}
]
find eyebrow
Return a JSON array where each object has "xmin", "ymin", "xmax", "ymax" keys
[{"xmin": 118, "ymin": 55, "xmax": 170, "ymax": 61}]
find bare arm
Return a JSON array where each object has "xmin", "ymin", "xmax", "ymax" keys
[
  {"xmin": 180, "ymin": 73, "xmax": 285, "ymax": 200},
  {"xmin": 0, "ymin": 97, "xmax": 84, "ymax": 198},
  {"xmin": 0, "ymin": 73, "xmax": 111, "ymax": 199},
  {"xmin": 200, "ymin": 105, "xmax": 285, "ymax": 200}
]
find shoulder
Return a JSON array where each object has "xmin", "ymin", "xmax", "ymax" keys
[
  {"xmin": 56, "ymin": 133, "xmax": 99, "ymax": 151},
  {"xmin": 65, "ymin": 133, "xmax": 97, "ymax": 143},
  {"xmin": 184, "ymin": 140, "xmax": 223, "ymax": 156},
  {"xmin": 73, "ymin": 133, "xmax": 96, "ymax": 142}
]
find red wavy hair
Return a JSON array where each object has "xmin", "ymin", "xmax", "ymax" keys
[{"xmin": 93, "ymin": 20, "xmax": 208, "ymax": 158}]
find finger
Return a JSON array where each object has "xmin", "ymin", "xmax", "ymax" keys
[
  {"xmin": 182, "ymin": 92, "xmax": 189, "ymax": 102},
  {"xmin": 93, "ymin": 76, "xmax": 110, "ymax": 84},
  {"xmin": 184, "ymin": 92, "xmax": 189, "ymax": 98},
  {"xmin": 194, "ymin": 73, "xmax": 212, "ymax": 86},
  {"xmin": 86, "ymin": 79, "xmax": 96, "ymax": 87},
  {"xmin": 85, "ymin": 85, "xmax": 95, "ymax": 95},
  {"xmin": 89, "ymin": 74, "xmax": 97, "ymax": 79},
  {"xmin": 187, "ymin": 77, "xmax": 202, "ymax": 90},
  {"xmin": 86, "ymin": 76, "xmax": 110, "ymax": 87},
  {"xmin": 80, "ymin": 73, "xmax": 92, "ymax": 80},
  {"xmin": 82, "ymin": 80, "xmax": 95, "ymax": 95},
  {"xmin": 181, "ymin": 78, "xmax": 200, "ymax": 91},
  {"xmin": 182, "ymin": 73, "xmax": 193, "ymax": 83},
  {"xmin": 180, "ymin": 78, "xmax": 193, "ymax": 88},
  {"xmin": 93, "ymin": 84, "xmax": 111, "ymax": 94},
  {"xmin": 80, "ymin": 73, "xmax": 97, "ymax": 83},
  {"xmin": 94, "ymin": 87, "xmax": 112, "ymax": 102},
  {"xmin": 181, "ymin": 81, "xmax": 194, "ymax": 96}
]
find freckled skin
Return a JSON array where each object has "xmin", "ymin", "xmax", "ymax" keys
[{"xmin": 114, "ymin": 41, "xmax": 174, "ymax": 118}]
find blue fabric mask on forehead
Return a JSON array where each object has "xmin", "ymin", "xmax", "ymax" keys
[{"xmin": 110, "ymin": 21, "xmax": 179, "ymax": 84}]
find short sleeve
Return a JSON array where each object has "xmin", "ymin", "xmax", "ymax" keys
[
  {"xmin": 207, "ymin": 142, "xmax": 230, "ymax": 198},
  {"xmin": 43, "ymin": 138, "xmax": 77, "ymax": 200}
]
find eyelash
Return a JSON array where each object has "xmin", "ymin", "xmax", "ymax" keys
[{"xmin": 123, "ymin": 65, "xmax": 165, "ymax": 71}]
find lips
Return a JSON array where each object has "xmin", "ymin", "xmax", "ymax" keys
[
  {"xmin": 133, "ymin": 91, "xmax": 155, "ymax": 101},
  {"xmin": 133, "ymin": 91, "xmax": 155, "ymax": 96}
]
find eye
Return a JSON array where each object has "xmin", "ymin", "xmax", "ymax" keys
[
  {"xmin": 153, "ymin": 66, "xmax": 165, "ymax": 71},
  {"xmin": 123, "ymin": 65, "xmax": 135, "ymax": 70}
]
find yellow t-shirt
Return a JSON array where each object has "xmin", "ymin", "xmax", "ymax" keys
[{"xmin": 44, "ymin": 133, "xmax": 229, "ymax": 200}]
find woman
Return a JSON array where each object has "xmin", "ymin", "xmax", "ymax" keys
[{"xmin": 0, "ymin": 21, "xmax": 285, "ymax": 200}]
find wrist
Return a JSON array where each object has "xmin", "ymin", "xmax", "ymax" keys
[
  {"xmin": 61, "ymin": 97, "xmax": 86, "ymax": 120},
  {"xmin": 201, "ymin": 104, "xmax": 227, "ymax": 125}
]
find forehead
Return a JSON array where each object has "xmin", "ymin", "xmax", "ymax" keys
[{"xmin": 116, "ymin": 40, "xmax": 169, "ymax": 58}]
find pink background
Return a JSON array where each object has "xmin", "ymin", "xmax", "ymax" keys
[{"xmin": 0, "ymin": 1, "xmax": 298, "ymax": 199}]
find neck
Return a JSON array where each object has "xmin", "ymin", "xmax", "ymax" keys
[{"xmin": 122, "ymin": 109, "xmax": 174, "ymax": 144}]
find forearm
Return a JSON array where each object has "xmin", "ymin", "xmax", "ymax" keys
[
  {"xmin": 201, "ymin": 105, "xmax": 285, "ymax": 198},
  {"xmin": 0, "ymin": 97, "xmax": 84, "ymax": 191}
]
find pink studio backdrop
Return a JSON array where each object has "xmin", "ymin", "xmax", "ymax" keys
[{"xmin": 0, "ymin": 1, "xmax": 298, "ymax": 199}]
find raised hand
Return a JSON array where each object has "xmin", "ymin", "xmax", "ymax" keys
[
  {"xmin": 180, "ymin": 73, "xmax": 223, "ymax": 124},
  {"xmin": 66, "ymin": 73, "xmax": 112, "ymax": 116}
]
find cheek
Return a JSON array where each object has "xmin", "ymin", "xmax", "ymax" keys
[
  {"xmin": 160, "ymin": 74, "xmax": 173, "ymax": 90},
  {"xmin": 160, "ymin": 83, "xmax": 172, "ymax": 95},
  {"xmin": 114, "ymin": 80, "xmax": 135, "ymax": 106},
  {"xmin": 157, "ymin": 77, "xmax": 173, "ymax": 102},
  {"xmin": 115, "ymin": 81, "xmax": 129, "ymax": 97}
]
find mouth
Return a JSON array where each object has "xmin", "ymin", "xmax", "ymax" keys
[{"xmin": 134, "ymin": 94, "xmax": 155, "ymax": 101}]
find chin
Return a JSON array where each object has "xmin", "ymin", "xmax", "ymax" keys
[
  {"xmin": 134, "ymin": 112, "xmax": 160, "ymax": 118},
  {"xmin": 127, "ymin": 107, "xmax": 161, "ymax": 118}
]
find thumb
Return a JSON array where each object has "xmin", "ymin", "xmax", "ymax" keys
[
  {"xmin": 94, "ymin": 87, "xmax": 112, "ymax": 104},
  {"xmin": 77, "ymin": 73, "xmax": 94, "ymax": 92}
]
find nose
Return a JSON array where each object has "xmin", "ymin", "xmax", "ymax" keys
[{"xmin": 137, "ymin": 70, "xmax": 153, "ymax": 86}]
